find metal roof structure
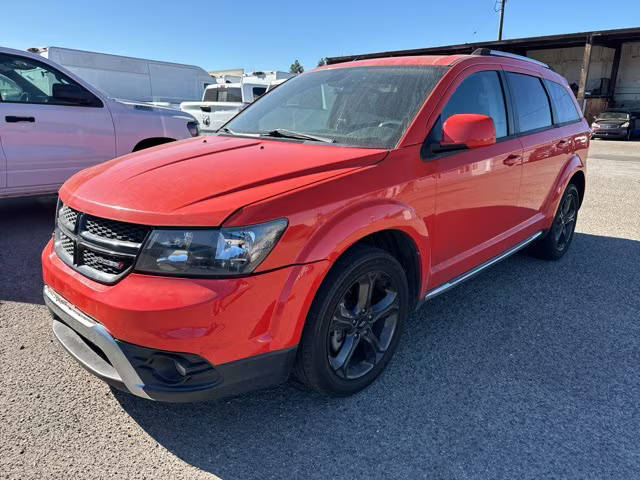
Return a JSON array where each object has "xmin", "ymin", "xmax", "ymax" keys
[{"xmin": 326, "ymin": 27, "xmax": 640, "ymax": 64}]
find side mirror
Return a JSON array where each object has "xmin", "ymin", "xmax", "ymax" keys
[
  {"xmin": 441, "ymin": 114, "xmax": 496, "ymax": 150},
  {"xmin": 52, "ymin": 83, "xmax": 96, "ymax": 106}
]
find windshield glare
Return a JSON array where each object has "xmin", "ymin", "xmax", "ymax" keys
[
  {"xmin": 224, "ymin": 66, "xmax": 447, "ymax": 149},
  {"xmin": 599, "ymin": 112, "xmax": 629, "ymax": 120}
]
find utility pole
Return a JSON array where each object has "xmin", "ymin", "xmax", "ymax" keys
[{"xmin": 498, "ymin": 0, "xmax": 506, "ymax": 41}]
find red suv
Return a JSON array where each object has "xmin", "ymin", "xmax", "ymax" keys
[{"xmin": 42, "ymin": 50, "xmax": 588, "ymax": 402}]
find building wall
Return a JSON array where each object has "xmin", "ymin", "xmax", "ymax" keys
[
  {"xmin": 526, "ymin": 46, "xmax": 614, "ymax": 91},
  {"xmin": 615, "ymin": 42, "xmax": 640, "ymax": 107}
]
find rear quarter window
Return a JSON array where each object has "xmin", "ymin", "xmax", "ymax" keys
[
  {"xmin": 544, "ymin": 80, "xmax": 581, "ymax": 124},
  {"xmin": 506, "ymin": 72, "xmax": 552, "ymax": 133}
]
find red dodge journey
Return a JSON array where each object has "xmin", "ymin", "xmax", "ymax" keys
[{"xmin": 43, "ymin": 50, "xmax": 588, "ymax": 401}]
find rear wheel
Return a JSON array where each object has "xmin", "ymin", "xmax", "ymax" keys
[
  {"xmin": 293, "ymin": 245, "xmax": 409, "ymax": 396},
  {"xmin": 529, "ymin": 183, "xmax": 579, "ymax": 260}
]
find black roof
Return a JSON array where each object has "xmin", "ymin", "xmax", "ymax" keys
[{"xmin": 327, "ymin": 27, "xmax": 640, "ymax": 65}]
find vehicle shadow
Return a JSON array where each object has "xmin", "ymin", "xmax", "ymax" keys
[
  {"xmin": 114, "ymin": 232, "xmax": 640, "ymax": 479},
  {"xmin": 0, "ymin": 196, "xmax": 57, "ymax": 305}
]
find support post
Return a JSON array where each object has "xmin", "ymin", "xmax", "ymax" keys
[
  {"xmin": 576, "ymin": 36, "xmax": 593, "ymax": 111},
  {"xmin": 608, "ymin": 43, "xmax": 622, "ymax": 100}
]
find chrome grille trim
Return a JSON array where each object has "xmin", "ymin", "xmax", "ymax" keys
[{"xmin": 54, "ymin": 203, "xmax": 150, "ymax": 284}]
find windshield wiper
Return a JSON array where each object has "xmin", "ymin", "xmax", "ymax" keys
[
  {"xmin": 218, "ymin": 127, "xmax": 260, "ymax": 137},
  {"xmin": 263, "ymin": 128, "xmax": 334, "ymax": 143}
]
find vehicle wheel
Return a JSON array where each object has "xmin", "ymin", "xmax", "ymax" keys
[
  {"xmin": 293, "ymin": 245, "xmax": 409, "ymax": 396},
  {"xmin": 529, "ymin": 183, "xmax": 580, "ymax": 260}
]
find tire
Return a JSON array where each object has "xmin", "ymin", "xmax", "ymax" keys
[
  {"xmin": 529, "ymin": 183, "xmax": 580, "ymax": 260},
  {"xmin": 293, "ymin": 244, "xmax": 409, "ymax": 396}
]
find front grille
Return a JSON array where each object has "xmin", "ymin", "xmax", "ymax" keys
[
  {"xmin": 54, "ymin": 202, "xmax": 150, "ymax": 284},
  {"xmin": 59, "ymin": 204, "xmax": 78, "ymax": 232},
  {"xmin": 85, "ymin": 216, "xmax": 148, "ymax": 244}
]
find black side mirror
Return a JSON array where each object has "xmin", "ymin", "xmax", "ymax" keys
[{"xmin": 52, "ymin": 84, "xmax": 96, "ymax": 106}]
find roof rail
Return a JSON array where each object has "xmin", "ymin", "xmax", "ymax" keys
[{"xmin": 472, "ymin": 48, "xmax": 550, "ymax": 68}]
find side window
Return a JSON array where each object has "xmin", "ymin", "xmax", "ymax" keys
[
  {"xmin": 544, "ymin": 80, "xmax": 581, "ymax": 124},
  {"xmin": 437, "ymin": 71, "xmax": 509, "ymax": 140},
  {"xmin": 252, "ymin": 87, "xmax": 267, "ymax": 100},
  {"xmin": 506, "ymin": 72, "xmax": 553, "ymax": 132},
  {"xmin": 0, "ymin": 53, "xmax": 98, "ymax": 106}
]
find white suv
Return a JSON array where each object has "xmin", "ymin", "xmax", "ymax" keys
[{"xmin": 0, "ymin": 47, "xmax": 198, "ymax": 198}]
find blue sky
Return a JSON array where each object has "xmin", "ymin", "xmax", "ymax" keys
[{"xmin": 3, "ymin": 0, "xmax": 640, "ymax": 72}]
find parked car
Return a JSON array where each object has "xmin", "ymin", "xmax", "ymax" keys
[
  {"xmin": 42, "ymin": 50, "xmax": 588, "ymax": 402},
  {"xmin": 590, "ymin": 109, "xmax": 639, "ymax": 140},
  {"xmin": 28, "ymin": 46, "xmax": 214, "ymax": 107},
  {"xmin": 0, "ymin": 47, "xmax": 199, "ymax": 198}
]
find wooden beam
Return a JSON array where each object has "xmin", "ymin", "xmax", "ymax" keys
[
  {"xmin": 576, "ymin": 36, "xmax": 593, "ymax": 110},
  {"xmin": 608, "ymin": 43, "xmax": 622, "ymax": 100}
]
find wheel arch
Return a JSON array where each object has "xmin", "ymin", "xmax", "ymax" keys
[
  {"xmin": 132, "ymin": 137, "xmax": 176, "ymax": 152},
  {"xmin": 544, "ymin": 153, "xmax": 586, "ymax": 220},
  {"xmin": 294, "ymin": 200, "xmax": 431, "ymax": 308}
]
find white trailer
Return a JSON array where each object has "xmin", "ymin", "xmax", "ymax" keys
[{"xmin": 28, "ymin": 46, "xmax": 213, "ymax": 107}]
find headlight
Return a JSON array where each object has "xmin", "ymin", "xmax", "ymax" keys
[
  {"xmin": 621, "ymin": 121, "xmax": 630, "ymax": 128},
  {"xmin": 187, "ymin": 121, "xmax": 200, "ymax": 137},
  {"xmin": 591, "ymin": 122, "xmax": 599, "ymax": 128},
  {"xmin": 135, "ymin": 219, "xmax": 287, "ymax": 276}
]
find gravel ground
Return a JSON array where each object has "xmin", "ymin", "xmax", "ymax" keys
[{"xmin": 1, "ymin": 139, "xmax": 639, "ymax": 480}]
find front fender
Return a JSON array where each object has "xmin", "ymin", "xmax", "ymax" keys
[{"xmin": 295, "ymin": 199, "xmax": 431, "ymax": 293}]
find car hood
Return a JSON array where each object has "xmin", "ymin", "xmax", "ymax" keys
[
  {"xmin": 594, "ymin": 118, "xmax": 628, "ymax": 125},
  {"xmin": 60, "ymin": 136, "xmax": 387, "ymax": 226}
]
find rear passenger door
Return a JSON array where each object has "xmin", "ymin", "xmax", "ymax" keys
[
  {"xmin": 504, "ymin": 70, "xmax": 569, "ymax": 218},
  {"xmin": 427, "ymin": 69, "xmax": 526, "ymax": 286}
]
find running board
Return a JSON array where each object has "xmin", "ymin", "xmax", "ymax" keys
[{"xmin": 422, "ymin": 230, "xmax": 544, "ymax": 302}]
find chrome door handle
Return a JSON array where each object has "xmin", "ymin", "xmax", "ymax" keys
[{"xmin": 503, "ymin": 154, "xmax": 522, "ymax": 166}]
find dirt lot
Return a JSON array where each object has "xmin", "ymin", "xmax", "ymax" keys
[{"xmin": 1, "ymin": 139, "xmax": 639, "ymax": 480}]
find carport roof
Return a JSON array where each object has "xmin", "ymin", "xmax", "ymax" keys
[{"xmin": 326, "ymin": 26, "xmax": 640, "ymax": 64}]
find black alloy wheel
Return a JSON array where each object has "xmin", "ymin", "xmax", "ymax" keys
[
  {"xmin": 327, "ymin": 270, "xmax": 399, "ymax": 380},
  {"xmin": 529, "ymin": 183, "xmax": 580, "ymax": 260},
  {"xmin": 551, "ymin": 188, "xmax": 578, "ymax": 253},
  {"xmin": 293, "ymin": 245, "xmax": 409, "ymax": 396}
]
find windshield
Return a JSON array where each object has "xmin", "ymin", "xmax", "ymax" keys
[
  {"xmin": 224, "ymin": 66, "xmax": 447, "ymax": 149},
  {"xmin": 599, "ymin": 111, "xmax": 629, "ymax": 120}
]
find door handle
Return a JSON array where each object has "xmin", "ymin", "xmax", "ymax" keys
[
  {"xmin": 6, "ymin": 116, "xmax": 35, "ymax": 123},
  {"xmin": 556, "ymin": 139, "xmax": 570, "ymax": 148},
  {"xmin": 503, "ymin": 154, "xmax": 522, "ymax": 166}
]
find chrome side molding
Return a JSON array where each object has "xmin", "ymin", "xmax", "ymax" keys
[{"xmin": 423, "ymin": 231, "xmax": 544, "ymax": 301}]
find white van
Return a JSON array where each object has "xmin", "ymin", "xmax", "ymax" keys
[{"xmin": 29, "ymin": 46, "xmax": 213, "ymax": 107}]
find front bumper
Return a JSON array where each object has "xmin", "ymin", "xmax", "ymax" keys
[
  {"xmin": 42, "ymin": 239, "xmax": 330, "ymax": 401},
  {"xmin": 45, "ymin": 285, "xmax": 297, "ymax": 402}
]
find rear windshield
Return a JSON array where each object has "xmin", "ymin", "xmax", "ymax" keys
[
  {"xmin": 599, "ymin": 111, "xmax": 629, "ymax": 120},
  {"xmin": 224, "ymin": 66, "xmax": 448, "ymax": 149},
  {"xmin": 203, "ymin": 87, "xmax": 242, "ymax": 102}
]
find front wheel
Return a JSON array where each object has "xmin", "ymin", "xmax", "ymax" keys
[
  {"xmin": 529, "ymin": 183, "xmax": 580, "ymax": 260},
  {"xmin": 293, "ymin": 245, "xmax": 409, "ymax": 396}
]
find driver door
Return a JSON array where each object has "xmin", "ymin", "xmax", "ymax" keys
[{"xmin": 0, "ymin": 52, "xmax": 114, "ymax": 189}]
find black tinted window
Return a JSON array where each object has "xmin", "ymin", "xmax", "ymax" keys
[
  {"xmin": 439, "ymin": 71, "xmax": 508, "ymax": 139},
  {"xmin": 545, "ymin": 80, "xmax": 580, "ymax": 124},
  {"xmin": 252, "ymin": 87, "xmax": 267, "ymax": 99},
  {"xmin": 506, "ymin": 72, "xmax": 552, "ymax": 132},
  {"xmin": 203, "ymin": 87, "xmax": 242, "ymax": 102}
]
